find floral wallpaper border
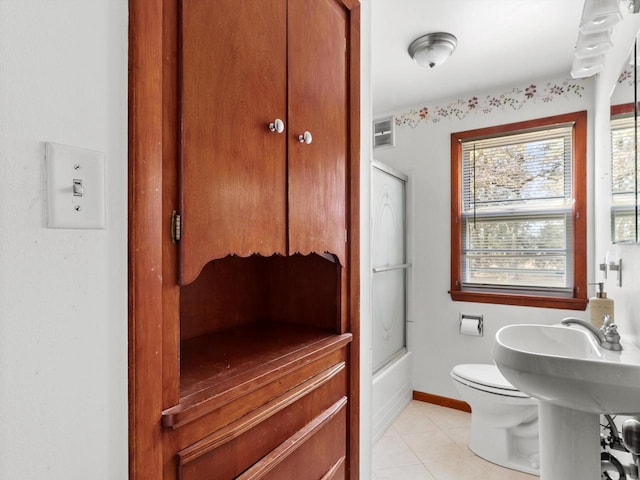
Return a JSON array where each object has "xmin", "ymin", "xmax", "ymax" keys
[
  {"xmin": 393, "ymin": 78, "xmax": 587, "ymax": 129},
  {"xmin": 617, "ymin": 68, "xmax": 634, "ymax": 87}
]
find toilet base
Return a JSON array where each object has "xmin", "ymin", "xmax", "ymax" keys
[
  {"xmin": 469, "ymin": 415, "xmax": 540, "ymax": 476},
  {"xmin": 451, "ymin": 364, "xmax": 540, "ymax": 476}
]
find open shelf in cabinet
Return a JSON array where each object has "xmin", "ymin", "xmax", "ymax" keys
[{"xmin": 162, "ymin": 253, "xmax": 348, "ymax": 429}]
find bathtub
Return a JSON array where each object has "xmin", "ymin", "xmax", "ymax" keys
[{"xmin": 372, "ymin": 350, "xmax": 413, "ymax": 443}]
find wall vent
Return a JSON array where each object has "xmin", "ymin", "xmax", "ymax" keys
[{"xmin": 373, "ymin": 116, "xmax": 395, "ymax": 149}]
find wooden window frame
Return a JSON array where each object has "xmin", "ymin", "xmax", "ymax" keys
[{"xmin": 450, "ymin": 111, "xmax": 588, "ymax": 310}]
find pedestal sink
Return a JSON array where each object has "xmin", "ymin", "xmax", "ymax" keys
[{"xmin": 493, "ymin": 324, "xmax": 640, "ymax": 480}]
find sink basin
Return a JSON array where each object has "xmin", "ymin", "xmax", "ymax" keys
[
  {"xmin": 494, "ymin": 324, "xmax": 640, "ymax": 414},
  {"xmin": 493, "ymin": 323, "xmax": 640, "ymax": 480}
]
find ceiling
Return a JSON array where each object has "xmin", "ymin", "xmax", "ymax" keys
[{"xmin": 372, "ymin": 0, "xmax": 586, "ymax": 115}]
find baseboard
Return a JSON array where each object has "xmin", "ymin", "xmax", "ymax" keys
[{"xmin": 412, "ymin": 390, "xmax": 471, "ymax": 413}]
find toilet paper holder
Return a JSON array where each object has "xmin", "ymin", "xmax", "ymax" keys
[{"xmin": 459, "ymin": 313, "xmax": 483, "ymax": 336}]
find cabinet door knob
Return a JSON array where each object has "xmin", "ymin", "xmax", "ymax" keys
[
  {"xmin": 298, "ymin": 131, "xmax": 312, "ymax": 144},
  {"xmin": 268, "ymin": 119, "xmax": 285, "ymax": 134}
]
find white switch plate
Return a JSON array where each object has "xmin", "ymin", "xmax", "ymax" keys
[{"xmin": 46, "ymin": 142, "xmax": 106, "ymax": 229}]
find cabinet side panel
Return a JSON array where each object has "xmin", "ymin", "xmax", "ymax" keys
[
  {"xmin": 346, "ymin": 5, "xmax": 361, "ymax": 478},
  {"xmin": 180, "ymin": 0, "xmax": 288, "ymax": 284},
  {"xmin": 287, "ymin": 0, "xmax": 348, "ymax": 263},
  {"xmin": 129, "ymin": 1, "xmax": 164, "ymax": 478}
]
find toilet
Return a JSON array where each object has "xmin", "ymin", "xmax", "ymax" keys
[{"xmin": 450, "ymin": 364, "xmax": 540, "ymax": 475}]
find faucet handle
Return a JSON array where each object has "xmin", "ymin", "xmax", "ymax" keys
[
  {"xmin": 601, "ymin": 316, "xmax": 622, "ymax": 350},
  {"xmin": 604, "ymin": 323, "xmax": 620, "ymax": 342}
]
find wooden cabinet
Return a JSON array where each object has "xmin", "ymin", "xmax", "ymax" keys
[
  {"xmin": 128, "ymin": 0, "xmax": 360, "ymax": 479},
  {"xmin": 180, "ymin": 0, "xmax": 288, "ymax": 283},
  {"xmin": 180, "ymin": 0, "xmax": 348, "ymax": 285},
  {"xmin": 286, "ymin": 0, "xmax": 348, "ymax": 266}
]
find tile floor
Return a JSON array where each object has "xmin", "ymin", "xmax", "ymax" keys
[{"xmin": 372, "ymin": 401, "xmax": 538, "ymax": 480}]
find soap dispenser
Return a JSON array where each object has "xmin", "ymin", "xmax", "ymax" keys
[{"xmin": 589, "ymin": 282, "xmax": 614, "ymax": 328}]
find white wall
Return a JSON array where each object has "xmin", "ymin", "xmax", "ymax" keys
[
  {"xmin": 0, "ymin": 2, "xmax": 128, "ymax": 479},
  {"xmin": 373, "ymin": 76, "xmax": 595, "ymax": 399}
]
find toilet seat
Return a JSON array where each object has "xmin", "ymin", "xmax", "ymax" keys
[{"xmin": 451, "ymin": 364, "xmax": 530, "ymax": 398}]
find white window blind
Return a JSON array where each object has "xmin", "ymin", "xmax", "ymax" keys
[
  {"xmin": 610, "ymin": 114, "xmax": 640, "ymax": 243},
  {"xmin": 460, "ymin": 124, "xmax": 575, "ymax": 295}
]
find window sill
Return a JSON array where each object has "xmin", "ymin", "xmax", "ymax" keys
[{"xmin": 449, "ymin": 290, "xmax": 588, "ymax": 310}]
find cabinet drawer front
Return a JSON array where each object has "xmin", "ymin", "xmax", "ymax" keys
[
  {"xmin": 237, "ymin": 398, "xmax": 347, "ymax": 480},
  {"xmin": 164, "ymin": 340, "xmax": 349, "ymax": 437},
  {"xmin": 320, "ymin": 457, "xmax": 346, "ymax": 480},
  {"xmin": 178, "ymin": 365, "xmax": 347, "ymax": 479}
]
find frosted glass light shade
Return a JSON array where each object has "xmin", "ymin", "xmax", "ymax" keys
[
  {"xmin": 408, "ymin": 32, "xmax": 457, "ymax": 68},
  {"xmin": 574, "ymin": 30, "xmax": 613, "ymax": 58},
  {"xmin": 571, "ymin": 55, "xmax": 605, "ymax": 78},
  {"xmin": 580, "ymin": 0, "xmax": 622, "ymax": 33}
]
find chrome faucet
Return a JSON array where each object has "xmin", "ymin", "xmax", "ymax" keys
[{"xmin": 560, "ymin": 316, "xmax": 622, "ymax": 351}]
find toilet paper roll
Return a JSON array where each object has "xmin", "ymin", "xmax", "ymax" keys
[{"xmin": 460, "ymin": 318, "xmax": 481, "ymax": 336}]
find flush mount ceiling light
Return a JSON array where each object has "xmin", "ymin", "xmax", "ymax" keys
[{"xmin": 408, "ymin": 32, "xmax": 457, "ymax": 68}]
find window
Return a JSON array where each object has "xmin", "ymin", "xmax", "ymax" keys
[
  {"xmin": 450, "ymin": 111, "xmax": 587, "ymax": 310},
  {"xmin": 610, "ymin": 104, "xmax": 640, "ymax": 244}
]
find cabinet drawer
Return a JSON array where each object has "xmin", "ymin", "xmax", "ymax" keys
[
  {"xmin": 178, "ymin": 364, "xmax": 347, "ymax": 479},
  {"xmin": 238, "ymin": 398, "xmax": 347, "ymax": 480},
  {"xmin": 163, "ymin": 334, "xmax": 351, "ymax": 433}
]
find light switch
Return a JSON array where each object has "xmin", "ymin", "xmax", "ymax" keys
[{"xmin": 46, "ymin": 142, "xmax": 106, "ymax": 229}]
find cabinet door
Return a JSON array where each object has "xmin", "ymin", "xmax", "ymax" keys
[
  {"xmin": 180, "ymin": 0, "xmax": 287, "ymax": 285},
  {"xmin": 287, "ymin": 0, "xmax": 348, "ymax": 264}
]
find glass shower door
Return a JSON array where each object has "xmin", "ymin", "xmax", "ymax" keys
[{"xmin": 371, "ymin": 161, "xmax": 408, "ymax": 373}]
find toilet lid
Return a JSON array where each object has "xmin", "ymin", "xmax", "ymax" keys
[{"xmin": 452, "ymin": 364, "xmax": 525, "ymax": 395}]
